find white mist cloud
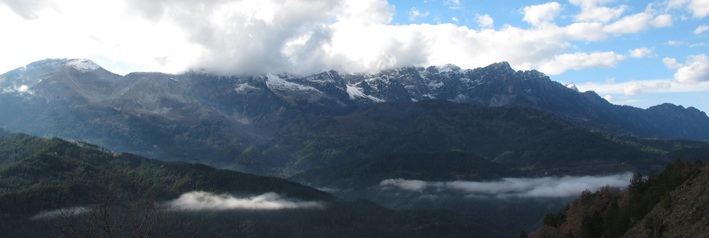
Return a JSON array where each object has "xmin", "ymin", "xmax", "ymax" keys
[
  {"xmin": 31, "ymin": 206, "xmax": 90, "ymax": 220},
  {"xmin": 379, "ymin": 173, "xmax": 634, "ymax": 199},
  {"xmin": 32, "ymin": 191, "xmax": 325, "ymax": 220},
  {"xmin": 167, "ymin": 192, "xmax": 325, "ymax": 211}
]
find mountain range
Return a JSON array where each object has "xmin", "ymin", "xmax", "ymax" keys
[{"xmin": 1, "ymin": 58, "xmax": 708, "ymax": 177}]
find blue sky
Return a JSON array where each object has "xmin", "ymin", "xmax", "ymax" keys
[{"xmin": 0, "ymin": 0, "xmax": 708, "ymax": 112}]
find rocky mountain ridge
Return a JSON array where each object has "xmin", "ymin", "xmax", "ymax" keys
[
  {"xmin": 2, "ymin": 58, "xmax": 709, "ymax": 176},
  {"xmin": 3, "ymin": 58, "xmax": 706, "ymax": 141}
]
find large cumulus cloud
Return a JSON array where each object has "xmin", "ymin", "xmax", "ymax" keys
[{"xmin": 0, "ymin": 0, "xmax": 681, "ymax": 76}]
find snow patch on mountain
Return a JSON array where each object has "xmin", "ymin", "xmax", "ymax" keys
[
  {"xmin": 565, "ymin": 82, "xmax": 579, "ymax": 92},
  {"xmin": 66, "ymin": 59, "xmax": 101, "ymax": 72},
  {"xmin": 266, "ymin": 74, "xmax": 321, "ymax": 93},
  {"xmin": 235, "ymin": 83, "xmax": 258, "ymax": 93},
  {"xmin": 427, "ymin": 81, "xmax": 444, "ymax": 89},
  {"xmin": 346, "ymin": 84, "xmax": 385, "ymax": 103}
]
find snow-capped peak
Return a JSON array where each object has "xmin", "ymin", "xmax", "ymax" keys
[
  {"xmin": 66, "ymin": 59, "xmax": 102, "ymax": 72},
  {"xmin": 565, "ymin": 82, "xmax": 579, "ymax": 92}
]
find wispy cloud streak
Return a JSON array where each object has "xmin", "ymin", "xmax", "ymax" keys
[
  {"xmin": 166, "ymin": 192, "xmax": 325, "ymax": 211},
  {"xmin": 379, "ymin": 173, "xmax": 633, "ymax": 198},
  {"xmin": 32, "ymin": 192, "xmax": 325, "ymax": 220}
]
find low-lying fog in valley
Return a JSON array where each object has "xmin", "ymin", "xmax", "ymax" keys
[
  {"xmin": 378, "ymin": 172, "xmax": 634, "ymax": 199},
  {"xmin": 319, "ymin": 173, "xmax": 634, "ymax": 234},
  {"xmin": 32, "ymin": 192, "xmax": 326, "ymax": 220}
]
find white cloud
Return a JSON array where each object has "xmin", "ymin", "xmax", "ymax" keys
[
  {"xmin": 695, "ymin": 25, "xmax": 709, "ymax": 34},
  {"xmin": 666, "ymin": 40, "xmax": 685, "ymax": 46},
  {"xmin": 577, "ymin": 78, "xmax": 709, "ymax": 96},
  {"xmin": 167, "ymin": 192, "xmax": 325, "ymax": 211},
  {"xmin": 31, "ymin": 206, "xmax": 90, "ymax": 220},
  {"xmin": 663, "ymin": 57, "xmax": 683, "ymax": 69},
  {"xmin": 565, "ymin": 22, "xmax": 608, "ymax": 41},
  {"xmin": 379, "ymin": 173, "xmax": 633, "ymax": 198},
  {"xmin": 569, "ymin": 0, "xmax": 627, "ymax": 23},
  {"xmin": 622, "ymin": 82, "xmax": 672, "ymax": 95},
  {"xmin": 675, "ymin": 54, "xmax": 709, "ymax": 83},
  {"xmin": 0, "ymin": 0, "xmax": 53, "ymax": 20},
  {"xmin": 666, "ymin": 0, "xmax": 690, "ymax": 10},
  {"xmin": 602, "ymin": 12, "xmax": 654, "ymax": 36},
  {"xmin": 538, "ymin": 52, "xmax": 627, "ymax": 75},
  {"xmin": 604, "ymin": 94, "xmax": 614, "ymax": 102},
  {"xmin": 522, "ymin": 2, "xmax": 563, "ymax": 26},
  {"xmin": 629, "ymin": 47, "xmax": 652, "ymax": 58},
  {"xmin": 451, "ymin": 17, "xmax": 458, "ymax": 22},
  {"xmin": 0, "ymin": 0, "xmax": 688, "ymax": 77},
  {"xmin": 444, "ymin": 0, "xmax": 461, "ymax": 9},
  {"xmin": 475, "ymin": 14, "xmax": 494, "ymax": 29},
  {"xmin": 688, "ymin": 0, "xmax": 709, "ymax": 18},
  {"xmin": 408, "ymin": 7, "xmax": 429, "ymax": 21},
  {"xmin": 650, "ymin": 14, "xmax": 673, "ymax": 27}
]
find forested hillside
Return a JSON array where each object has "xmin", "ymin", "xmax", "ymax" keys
[
  {"xmin": 273, "ymin": 100, "xmax": 709, "ymax": 182},
  {"xmin": 530, "ymin": 158, "xmax": 706, "ymax": 238},
  {"xmin": 0, "ymin": 132, "xmax": 504, "ymax": 238}
]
